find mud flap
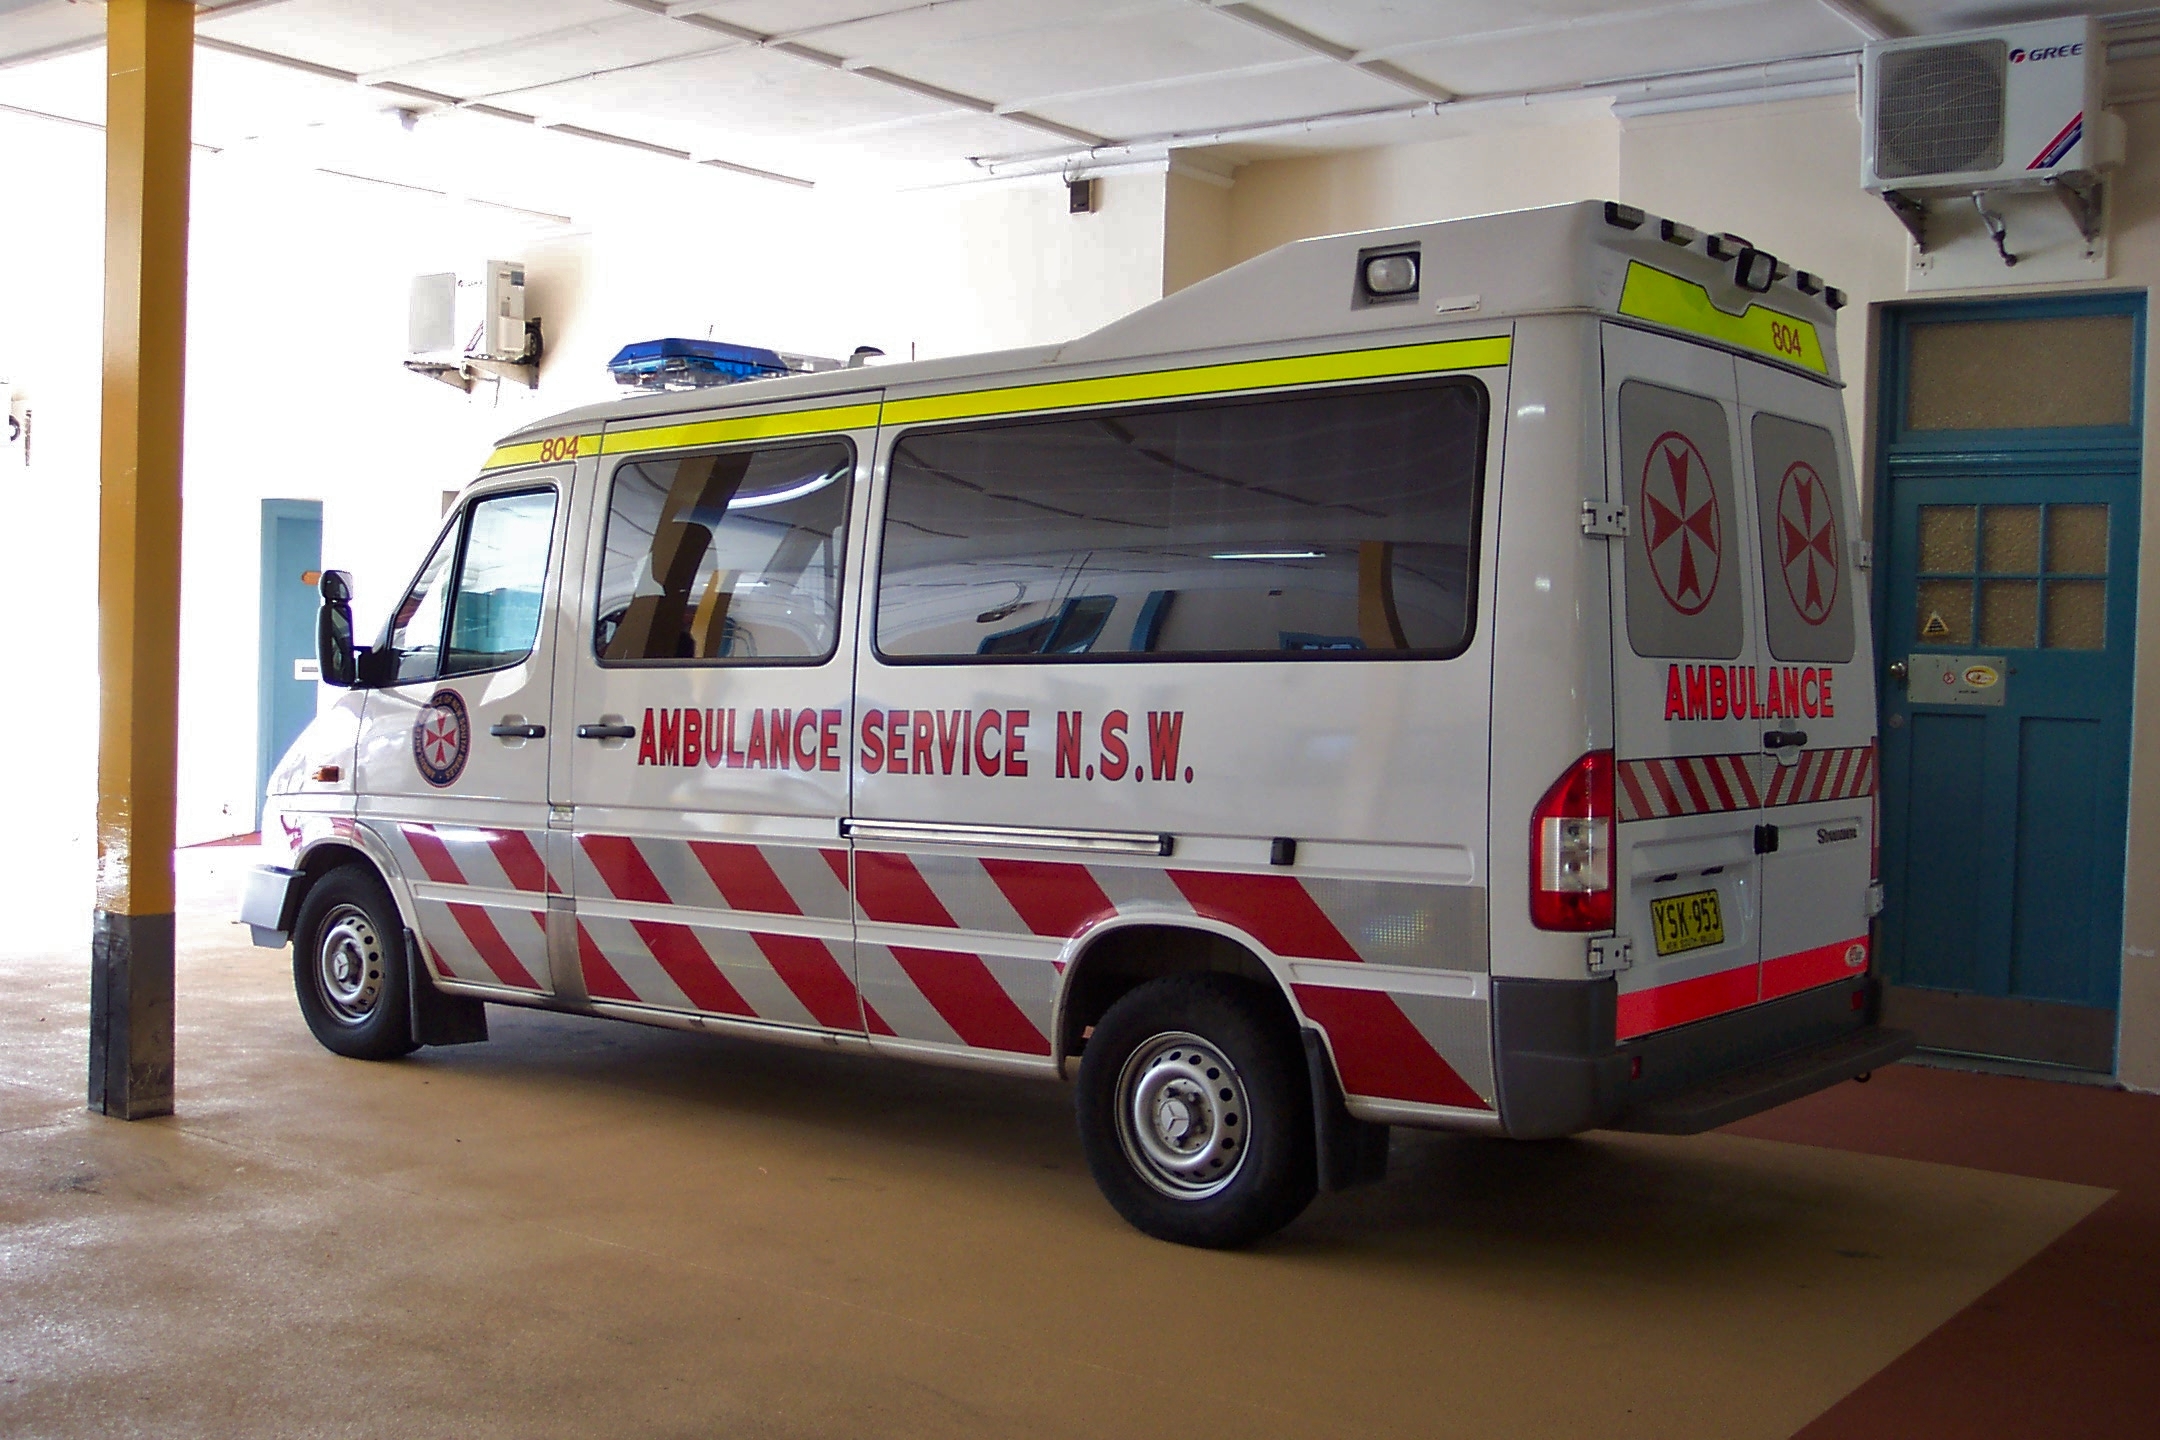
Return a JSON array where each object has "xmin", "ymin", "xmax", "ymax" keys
[
  {"xmin": 407, "ymin": 930, "xmax": 489, "ymax": 1047},
  {"xmin": 1302, "ymin": 1027, "xmax": 1389, "ymax": 1191}
]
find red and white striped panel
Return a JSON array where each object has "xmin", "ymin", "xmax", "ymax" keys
[
  {"xmin": 1618, "ymin": 745, "xmax": 1875, "ymax": 821},
  {"xmin": 851, "ymin": 848, "xmax": 1493, "ymax": 1099},
  {"xmin": 377, "ymin": 823, "xmax": 556, "ymax": 991},
  {"xmin": 574, "ymin": 833, "xmax": 879, "ymax": 1035}
]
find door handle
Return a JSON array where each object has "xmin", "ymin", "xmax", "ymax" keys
[
  {"xmin": 1888, "ymin": 660, "xmax": 1909, "ymax": 683},
  {"xmin": 576, "ymin": 723, "xmax": 637, "ymax": 740},
  {"xmin": 1763, "ymin": 729, "xmax": 1809, "ymax": 750},
  {"xmin": 489, "ymin": 722, "xmax": 546, "ymax": 739}
]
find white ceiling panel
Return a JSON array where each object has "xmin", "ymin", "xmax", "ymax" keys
[
  {"xmin": 1394, "ymin": 4, "xmax": 1861, "ymax": 98},
  {"xmin": 834, "ymin": 1, "xmax": 1299, "ymax": 104},
  {"xmin": 204, "ymin": 0, "xmax": 626, "ymax": 77},
  {"xmin": 1032, "ymin": 61, "xmax": 1406, "ymax": 142},
  {"xmin": 524, "ymin": 44, "xmax": 948, "ymax": 142}
]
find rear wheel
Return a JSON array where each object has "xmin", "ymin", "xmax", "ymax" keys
[
  {"xmin": 292, "ymin": 865, "xmax": 418, "ymax": 1060},
  {"xmin": 1076, "ymin": 974, "xmax": 1316, "ymax": 1247}
]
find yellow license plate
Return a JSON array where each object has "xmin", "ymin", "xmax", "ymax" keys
[{"xmin": 1650, "ymin": 889, "xmax": 1725, "ymax": 957}]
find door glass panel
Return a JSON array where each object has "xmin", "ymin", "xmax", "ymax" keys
[
  {"xmin": 1980, "ymin": 505, "xmax": 2040, "ymax": 573},
  {"xmin": 1750, "ymin": 413, "xmax": 1854, "ymax": 662},
  {"xmin": 1619, "ymin": 381, "xmax": 1743, "ymax": 659},
  {"xmin": 596, "ymin": 439, "xmax": 853, "ymax": 665},
  {"xmin": 385, "ymin": 527, "xmax": 455, "ymax": 685},
  {"xmin": 1916, "ymin": 578, "xmax": 1974, "ymax": 645},
  {"xmin": 1979, "ymin": 579, "xmax": 2038, "ymax": 648},
  {"xmin": 2045, "ymin": 580, "xmax": 2107, "ymax": 649},
  {"xmin": 1906, "ymin": 315, "xmax": 2136, "ymax": 430},
  {"xmin": 444, "ymin": 489, "xmax": 557, "ymax": 676},
  {"xmin": 1918, "ymin": 505, "xmax": 1976, "ymax": 570},
  {"xmin": 2047, "ymin": 504, "xmax": 2110, "ymax": 573}
]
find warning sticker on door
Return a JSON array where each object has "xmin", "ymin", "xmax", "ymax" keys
[
  {"xmin": 1908, "ymin": 654, "xmax": 2006, "ymax": 707},
  {"xmin": 1920, "ymin": 611, "xmax": 1953, "ymax": 639}
]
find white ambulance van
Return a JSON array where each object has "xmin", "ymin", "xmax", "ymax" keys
[{"xmin": 243, "ymin": 200, "xmax": 1912, "ymax": 1247}]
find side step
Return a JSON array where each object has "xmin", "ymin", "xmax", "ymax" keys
[{"xmin": 1614, "ymin": 1025, "xmax": 1916, "ymax": 1135}]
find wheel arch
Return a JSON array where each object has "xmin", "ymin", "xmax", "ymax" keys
[{"xmin": 1052, "ymin": 916, "xmax": 1302, "ymax": 1069}]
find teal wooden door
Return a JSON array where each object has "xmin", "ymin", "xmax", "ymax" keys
[
  {"xmin": 1875, "ymin": 296, "xmax": 2142, "ymax": 1062},
  {"xmin": 257, "ymin": 500, "xmax": 324, "ymax": 827}
]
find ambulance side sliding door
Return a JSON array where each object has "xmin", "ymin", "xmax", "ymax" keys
[{"xmin": 560, "ymin": 408, "xmax": 876, "ymax": 1034}]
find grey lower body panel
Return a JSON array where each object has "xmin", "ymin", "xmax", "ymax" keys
[{"xmin": 1492, "ymin": 971, "xmax": 1908, "ymax": 1138}]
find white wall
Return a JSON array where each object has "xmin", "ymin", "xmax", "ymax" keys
[{"xmin": 0, "ymin": 110, "xmax": 1169, "ymax": 951}]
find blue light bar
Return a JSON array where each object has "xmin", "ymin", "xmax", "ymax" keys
[{"xmin": 607, "ymin": 337, "xmax": 789, "ymax": 389}]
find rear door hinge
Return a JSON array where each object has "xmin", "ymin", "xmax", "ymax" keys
[
  {"xmin": 1587, "ymin": 935, "xmax": 1633, "ymax": 976},
  {"xmin": 1581, "ymin": 500, "xmax": 1630, "ymax": 538}
]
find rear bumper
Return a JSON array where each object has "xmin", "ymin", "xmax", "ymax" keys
[{"xmin": 1492, "ymin": 970, "xmax": 1910, "ymax": 1138}]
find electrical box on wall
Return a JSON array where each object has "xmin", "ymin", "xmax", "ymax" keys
[{"xmin": 1861, "ymin": 16, "xmax": 2124, "ymax": 290}]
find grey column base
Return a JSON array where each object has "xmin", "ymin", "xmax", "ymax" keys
[{"xmin": 89, "ymin": 910, "xmax": 175, "ymax": 1120}]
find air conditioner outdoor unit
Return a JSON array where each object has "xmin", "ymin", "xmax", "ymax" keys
[
  {"xmin": 1862, "ymin": 16, "xmax": 2122, "ymax": 267},
  {"xmin": 1862, "ymin": 16, "xmax": 2117, "ymax": 195}
]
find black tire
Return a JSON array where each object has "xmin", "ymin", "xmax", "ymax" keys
[
  {"xmin": 291, "ymin": 865, "xmax": 418, "ymax": 1061},
  {"xmin": 1076, "ymin": 974, "xmax": 1317, "ymax": 1248}
]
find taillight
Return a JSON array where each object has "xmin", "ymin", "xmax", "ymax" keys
[{"xmin": 1530, "ymin": 750, "xmax": 1614, "ymax": 931}]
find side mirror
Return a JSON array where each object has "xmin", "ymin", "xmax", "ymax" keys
[{"xmin": 317, "ymin": 570, "xmax": 360, "ymax": 688}]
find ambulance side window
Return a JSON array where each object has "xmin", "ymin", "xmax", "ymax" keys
[
  {"xmin": 442, "ymin": 488, "xmax": 558, "ymax": 677},
  {"xmin": 1750, "ymin": 413, "xmax": 1855, "ymax": 663},
  {"xmin": 876, "ymin": 377, "xmax": 1486, "ymax": 662},
  {"xmin": 1619, "ymin": 380, "xmax": 1744, "ymax": 660},
  {"xmin": 594, "ymin": 438, "xmax": 852, "ymax": 665},
  {"xmin": 384, "ymin": 526, "xmax": 456, "ymax": 686}
]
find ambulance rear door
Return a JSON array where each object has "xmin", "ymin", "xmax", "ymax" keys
[
  {"xmin": 1736, "ymin": 357, "xmax": 1876, "ymax": 1001},
  {"xmin": 1602, "ymin": 324, "xmax": 1768, "ymax": 1040}
]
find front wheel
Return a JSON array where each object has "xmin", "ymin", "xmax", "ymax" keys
[
  {"xmin": 1076, "ymin": 975, "xmax": 1316, "ymax": 1248},
  {"xmin": 292, "ymin": 865, "xmax": 418, "ymax": 1061}
]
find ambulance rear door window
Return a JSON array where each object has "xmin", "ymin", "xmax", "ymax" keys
[
  {"xmin": 1619, "ymin": 381, "xmax": 1744, "ymax": 660},
  {"xmin": 876, "ymin": 376, "xmax": 1487, "ymax": 662},
  {"xmin": 594, "ymin": 438, "xmax": 853, "ymax": 665},
  {"xmin": 1750, "ymin": 413, "xmax": 1855, "ymax": 663}
]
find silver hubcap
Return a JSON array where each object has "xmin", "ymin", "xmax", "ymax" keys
[
  {"xmin": 316, "ymin": 905, "xmax": 385, "ymax": 1025},
  {"xmin": 1115, "ymin": 1031, "xmax": 1250, "ymax": 1199}
]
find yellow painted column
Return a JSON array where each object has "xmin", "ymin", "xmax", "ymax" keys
[{"xmin": 90, "ymin": 0, "xmax": 193, "ymax": 1120}]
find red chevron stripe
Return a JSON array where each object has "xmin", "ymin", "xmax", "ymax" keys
[
  {"xmin": 1617, "ymin": 761, "xmax": 1657, "ymax": 821},
  {"xmin": 1168, "ymin": 870, "xmax": 1362, "ymax": 962},
  {"xmin": 488, "ymin": 829, "xmax": 558, "ymax": 894},
  {"xmin": 1644, "ymin": 759, "xmax": 1684, "ymax": 816},
  {"xmin": 888, "ymin": 945, "xmax": 1049, "ymax": 1054},
  {"xmin": 576, "ymin": 921, "xmax": 639, "ymax": 1002},
  {"xmin": 402, "ymin": 825, "xmax": 466, "ymax": 884},
  {"xmin": 980, "ymin": 857, "xmax": 1114, "ymax": 939},
  {"xmin": 750, "ymin": 931, "xmax": 863, "ymax": 1030},
  {"xmin": 580, "ymin": 834, "xmax": 672, "ymax": 905},
  {"xmin": 1293, "ymin": 985, "xmax": 1488, "ymax": 1109},
  {"xmin": 631, "ymin": 920, "xmax": 753, "ymax": 1016},
  {"xmin": 854, "ymin": 851, "xmax": 958, "ymax": 928},
  {"xmin": 445, "ymin": 902, "xmax": 541, "ymax": 989},
  {"xmin": 690, "ymin": 840, "xmax": 802, "ymax": 916},
  {"xmin": 1699, "ymin": 754, "xmax": 1739, "ymax": 811},
  {"xmin": 1672, "ymin": 756, "xmax": 1713, "ymax": 812}
]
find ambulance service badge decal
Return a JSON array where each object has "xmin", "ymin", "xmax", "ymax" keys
[
  {"xmin": 1640, "ymin": 429, "xmax": 1722, "ymax": 616},
  {"xmin": 412, "ymin": 688, "xmax": 470, "ymax": 789},
  {"xmin": 1775, "ymin": 461, "xmax": 1840, "ymax": 626}
]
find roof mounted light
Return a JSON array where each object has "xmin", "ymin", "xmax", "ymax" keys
[
  {"xmin": 1659, "ymin": 219, "xmax": 1698, "ymax": 246},
  {"xmin": 1706, "ymin": 233, "xmax": 1750, "ymax": 261},
  {"xmin": 1825, "ymin": 286, "xmax": 1849, "ymax": 310},
  {"xmin": 1355, "ymin": 244, "xmax": 1420, "ymax": 306},
  {"xmin": 1734, "ymin": 247, "xmax": 1779, "ymax": 293},
  {"xmin": 1794, "ymin": 271, "xmax": 1824, "ymax": 295},
  {"xmin": 1603, "ymin": 201, "xmax": 1645, "ymax": 230}
]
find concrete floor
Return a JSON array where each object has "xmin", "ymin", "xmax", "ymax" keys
[{"xmin": 0, "ymin": 851, "xmax": 2116, "ymax": 1439}]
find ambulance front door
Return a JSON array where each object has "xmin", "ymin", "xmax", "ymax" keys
[
  {"xmin": 354, "ymin": 477, "xmax": 568, "ymax": 997},
  {"xmin": 1736, "ymin": 356, "xmax": 1875, "ymax": 1006},
  {"xmin": 1602, "ymin": 325, "xmax": 1768, "ymax": 1040},
  {"xmin": 562, "ymin": 413, "xmax": 872, "ymax": 1035}
]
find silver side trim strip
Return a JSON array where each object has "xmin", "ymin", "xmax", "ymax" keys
[
  {"xmin": 1345, "ymin": 1097, "xmax": 1505, "ymax": 1132},
  {"xmin": 842, "ymin": 817, "xmax": 1174, "ymax": 857}
]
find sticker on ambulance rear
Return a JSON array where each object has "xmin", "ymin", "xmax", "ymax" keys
[{"xmin": 1641, "ymin": 430, "xmax": 1723, "ymax": 615}]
